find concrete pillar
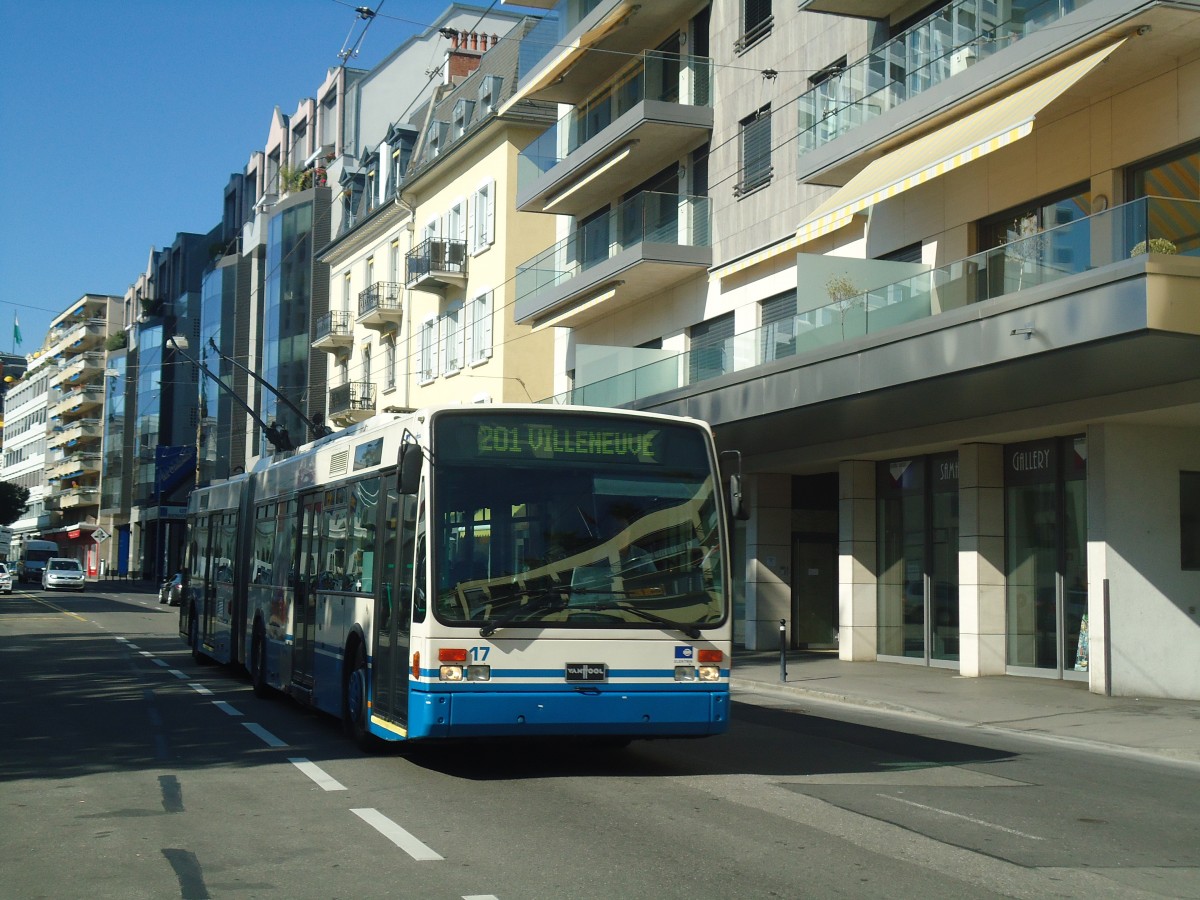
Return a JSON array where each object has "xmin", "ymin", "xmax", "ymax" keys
[
  {"xmin": 958, "ymin": 443, "xmax": 1006, "ymax": 676},
  {"xmin": 743, "ymin": 473, "xmax": 792, "ymax": 650},
  {"xmin": 838, "ymin": 460, "xmax": 876, "ymax": 660}
]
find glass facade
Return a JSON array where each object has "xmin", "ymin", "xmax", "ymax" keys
[
  {"xmin": 134, "ymin": 324, "xmax": 163, "ymax": 506},
  {"xmin": 877, "ymin": 454, "xmax": 959, "ymax": 664},
  {"xmin": 100, "ymin": 353, "xmax": 126, "ymax": 513},
  {"xmin": 198, "ymin": 265, "xmax": 237, "ymax": 483},
  {"xmin": 263, "ymin": 201, "xmax": 314, "ymax": 453},
  {"xmin": 1004, "ymin": 436, "xmax": 1088, "ymax": 676}
]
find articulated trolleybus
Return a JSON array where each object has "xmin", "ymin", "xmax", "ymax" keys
[{"xmin": 182, "ymin": 404, "xmax": 739, "ymax": 747}]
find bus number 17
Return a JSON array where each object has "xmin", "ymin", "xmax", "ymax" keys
[{"xmin": 470, "ymin": 646, "xmax": 490, "ymax": 662}]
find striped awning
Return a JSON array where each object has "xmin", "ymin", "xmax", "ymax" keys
[{"xmin": 795, "ymin": 40, "xmax": 1126, "ymax": 245}]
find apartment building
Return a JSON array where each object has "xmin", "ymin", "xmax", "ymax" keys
[
  {"xmin": 510, "ymin": 0, "xmax": 1199, "ymax": 699},
  {"xmin": 2, "ymin": 350, "xmax": 54, "ymax": 557}
]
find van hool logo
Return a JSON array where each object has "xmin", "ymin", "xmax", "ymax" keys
[{"xmin": 565, "ymin": 663, "xmax": 607, "ymax": 682}]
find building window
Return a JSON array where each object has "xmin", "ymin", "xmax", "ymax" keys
[
  {"xmin": 689, "ymin": 312, "xmax": 735, "ymax": 384},
  {"xmin": 736, "ymin": 105, "xmax": 772, "ymax": 197},
  {"xmin": 466, "ymin": 290, "xmax": 493, "ymax": 364},
  {"xmin": 736, "ymin": 0, "xmax": 772, "ymax": 53},
  {"xmin": 442, "ymin": 304, "xmax": 463, "ymax": 375},
  {"xmin": 419, "ymin": 319, "xmax": 436, "ymax": 383},
  {"xmin": 385, "ymin": 337, "xmax": 397, "ymax": 391},
  {"xmin": 760, "ymin": 290, "xmax": 797, "ymax": 363},
  {"xmin": 1182, "ymin": 472, "xmax": 1200, "ymax": 570},
  {"xmin": 362, "ymin": 344, "xmax": 372, "ymax": 386},
  {"xmin": 472, "ymin": 179, "xmax": 495, "ymax": 254}
]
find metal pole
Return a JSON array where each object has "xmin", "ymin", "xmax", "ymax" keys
[{"xmin": 779, "ymin": 618, "xmax": 787, "ymax": 683}]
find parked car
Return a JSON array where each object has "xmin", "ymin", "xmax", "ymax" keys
[
  {"xmin": 42, "ymin": 558, "xmax": 85, "ymax": 592},
  {"xmin": 0, "ymin": 563, "xmax": 12, "ymax": 594},
  {"xmin": 159, "ymin": 572, "xmax": 184, "ymax": 606}
]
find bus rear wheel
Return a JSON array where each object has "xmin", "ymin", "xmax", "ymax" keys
[
  {"xmin": 344, "ymin": 643, "xmax": 378, "ymax": 752},
  {"xmin": 251, "ymin": 628, "xmax": 272, "ymax": 698}
]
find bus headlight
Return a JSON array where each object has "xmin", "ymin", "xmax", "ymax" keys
[
  {"xmin": 698, "ymin": 665, "xmax": 720, "ymax": 682},
  {"xmin": 467, "ymin": 665, "xmax": 491, "ymax": 682},
  {"xmin": 674, "ymin": 666, "xmax": 697, "ymax": 682},
  {"xmin": 439, "ymin": 665, "xmax": 465, "ymax": 682}
]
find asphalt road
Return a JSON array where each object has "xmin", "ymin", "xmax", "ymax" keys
[{"xmin": 1, "ymin": 587, "xmax": 1197, "ymax": 899}]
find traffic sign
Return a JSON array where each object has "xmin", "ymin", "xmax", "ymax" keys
[{"xmin": 92, "ymin": 528, "xmax": 111, "ymax": 543}]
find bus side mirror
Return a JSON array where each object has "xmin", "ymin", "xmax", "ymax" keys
[
  {"xmin": 729, "ymin": 473, "xmax": 750, "ymax": 521},
  {"xmin": 399, "ymin": 443, "xmax": 423, "ymax": 495}
]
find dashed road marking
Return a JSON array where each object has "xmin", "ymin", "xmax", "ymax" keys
[
  {"xmin": 289, "ymin": 758, "xmax": 347, "ymax": 791},
  {"xmin": 213, "ymin": 701, "xmax": 242, "ymax": 717},
  {"xmin": 351, "ymin": 808, "xmax": 443, "ymax": 860},
  {"xmin": 879, "ymin": 794, "xmax": 1045, "ymax": 840},
  {"xmin": 189, "ymin": 683, "xmax": 214, "ymax": 696},
  {"xmin": 168, "ymin": 669, "xmax": 188, "ymax": 679},
  {"xmin": 243, "ymin": 722, "xmax": 288, "ymax": 748}
]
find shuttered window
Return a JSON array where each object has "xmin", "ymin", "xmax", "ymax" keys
[
  {"xmin": 737, "ymin": 106, "xmax": 772, "ymax": 196},
  {"xmin": 760, "ymin": 291, "xmax": 797, "ymax": 363},
  {"xmin": 738, "ymin": 0, "xmax": 773, "ymax": 52},
  {"xmin": 690, "ymin": 312, "xmax": 735, "ymax": 384}
]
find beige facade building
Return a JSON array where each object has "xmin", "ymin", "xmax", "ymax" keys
[{"xmin": 507, "ymin": 0, "xmax": 1199, "ymax": 699}]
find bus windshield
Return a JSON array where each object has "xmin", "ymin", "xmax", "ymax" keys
[{"xmin": 431, "ymin": 412, "xmax": 726, "ymax": 633}]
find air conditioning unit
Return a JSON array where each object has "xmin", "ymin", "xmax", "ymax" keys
[{"xmin": 950, "ymin": 47, "xmax": 977, "ymax": 75}]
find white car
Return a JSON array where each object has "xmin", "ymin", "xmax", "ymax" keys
[
  {"xmin": 0, "ymin": 563, "xmax": 12, "ymax": 594},
  {"xmin": 42, "ymin": 558, "xmax": 85, "ymax": 592}
]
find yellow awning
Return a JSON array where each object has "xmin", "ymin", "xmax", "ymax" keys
[{"xmin": 795, "ymin": 40, "xmax": 1125, "ymax": 245}]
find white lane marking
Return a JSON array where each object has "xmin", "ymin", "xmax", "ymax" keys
[
  {"xmin": 189, "ymin": 683, "xmax": 214, "ymax": 696},
  {"xmin": 152, "ymin": 658, "xmax": 169, "ymax": 668},
  {"xmin": 213, "ymin": 701, "xmax": 242, "ymax": 717},
  {"xmin": 289, "ymin": 758, "xmax": 347, "ymax": 791},
  {"xmin": 879, "ymin": 794, "xmax": 1045, "ymax": 840},
  {"xmin": 243, "ymin": 723, "xmax": 288, "ymax": 748},
  {"xmin": 464, "ymin": 896, "xmax": 500, "ymax": 899},
  {"xmin": 115, "ymin": 637, "xmax": 130, "ymax": 643},
  {"xmin": 168, "ymin": 669, "xmax": 188, "ymax": 679},
  {"xmin": 127, "ymin": 644, "xmax": 140, "ymax": 650},
  {"xmin": 139, "ymin": 650, "xmax": 154, "ymax": 657},
  {"xmin": 351, "ymin": 809, "xmax": 444, "ymax": 860}
]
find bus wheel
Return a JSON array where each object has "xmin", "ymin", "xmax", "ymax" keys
[
  {"xmin": 345, "ymin": 643, "xmax": 377, "ymax": 752},
  {"xmin": 251, "ymin": 628, "xmax": 272, "ymax": 699},
  {"xmin": 188, "ymin": 611, "xmax": 204, "ymax": 664}
]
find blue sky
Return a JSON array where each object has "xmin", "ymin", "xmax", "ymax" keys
[{"xmin": 0, "ymin": 0, "xmax": 536, "ymax": 355}]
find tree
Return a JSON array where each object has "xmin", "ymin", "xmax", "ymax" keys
[{"xmin": 0, "ymin": 481, "xmax": 30, "ymax": 526}]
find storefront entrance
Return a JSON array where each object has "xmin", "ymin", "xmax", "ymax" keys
[
  {"xmin": 876, "ymin": 453, "xmax": 959, "ymax": 666},
  {"xmin": 1004, "ymin": 436, "xmax": 1088, "ymax": 680}
]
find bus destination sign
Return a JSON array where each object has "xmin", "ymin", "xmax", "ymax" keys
[{"xmin": 475, "ymin": 422, "xmax": 661, "ymax": 463}]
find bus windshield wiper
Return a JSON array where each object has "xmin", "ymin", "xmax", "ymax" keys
[
  {"xmin": 569, "ymin": 599, "xmax": 702, "ymax": 639},
  {"xmin": 478, "ymin": 588, "xmax": 571, "ymax": 638}
]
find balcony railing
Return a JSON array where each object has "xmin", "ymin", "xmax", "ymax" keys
[
  {"xmin": 406, "ymin": 238, "xmax": 468, "ymax": 289},
  {"xmin": 796, "ymin": 0, "xmax": 1096, "ymax": 158},
  {"xmin": 358, "ymin": 281, "xmax": 403, "ymax": 328},
  {"xmin": 518, "ymin": 50, "xmax": 713, "ymax": 185},
  {"xmin": 517, "ymin": 1, "xmax": 606, "ymax": 85},
  {"xmin": 516, "ymin": 191, "xmax": 711, "ymax": 307},
  {"xmin": 544, "ymin": 196, "xmax": 1200, "ymax": 406},
  {"xmin": 329, "ymin": 381, "xmax": 377, "ymax": 425},
  {"xmin": 313, "ymin": 310, "xmax": 352, "ymax": 352}
]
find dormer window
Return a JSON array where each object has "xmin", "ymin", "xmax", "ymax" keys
[
  {"xmin": 478, "ymin": 74, "xmax": 503, "ymax": 113},
  {"xmin": 453, "ymin": 99, "xmax": 475, "ymax": 139},
  {"xmin": 427, "ymin": 121, "xmax": 449, "ymax": 160}
]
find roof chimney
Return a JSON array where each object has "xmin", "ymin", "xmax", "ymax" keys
[{"xmin": 445, "ymin": 31, "xmax": 489, "ymax": 85}]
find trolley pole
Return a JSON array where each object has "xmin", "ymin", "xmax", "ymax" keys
[{"xmin": 779, "ymin": 618, "xmax": 787, "ymax": 683}]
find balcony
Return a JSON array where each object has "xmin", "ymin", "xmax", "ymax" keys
[
  {"xmin": 545, "ymin": 197, "xmax": 1200, "ymax": 407},
  {"xmin": 47, "ymin": 418, "xmax": 103, "ymax": 450},
  {"xmin": 329, "ymin": 381, "xmax": 376, "ymax": 427},
  {"xmin": 515, "ymin": 191, "xmax": 710, "ymax": 328},
  {"xmin": 312, "ymin": 310, "xmax": 353, "ymax": 353},
  {"xmin": 47, "ymin": 317, "xmax": 107, "ymax": 354},
  {"xmin": 48, "ymin": 452, "xmax": 102, "ymax": 482},
  {"xmin": 50, "ymin": 351, "xmax": 106, "ymax": 389},
  {"xmin": 55, "ymin": 487, "xmax": 102, "ymax": 510},
  {"xmin": 515, "ymin": 0, "xmax": 709, "ymax": 106},
  {"xmin": 358, "ymin": 281, "xmax": 403, "ymax": 330},
  {"xmin": 52, "ymin": 385, "xmax": 105, "ymax": 420},
  {"xmin": 406, "ymin": 238, "xmax": 467, "ymax": 292},
  {"xmin": 517, "ymin": 50, "xmax": 712, "ymax": 217}
]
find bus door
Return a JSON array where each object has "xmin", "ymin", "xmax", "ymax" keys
[
  {"xmin": 370, "ymin": 475, "xmax": 418, "ymax": 728},
  {"xmin": 293, "ymin": 492, "xmax": 322, "ymax": 689}
]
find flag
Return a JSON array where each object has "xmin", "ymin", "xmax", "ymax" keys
[{"xmin": 13, "ymin": 316, "xmax": 20, "ymax": 347}]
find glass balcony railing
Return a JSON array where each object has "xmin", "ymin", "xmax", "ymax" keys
[
  {"xmin": 797, "ymin": 0, "xmax": 1095, "ymax": 158},
  {"xmin": 516, "ymin": 0, "xmax": 605, "ymax": 86},
  {"xmin": 516, "ymin": 191, "xmax": 711, "ymax": 307},
  {"xmin": 544, "ymin": 196, "xmax": 1199, "ymax": 406},
  {"xmin": 518, "ymin": 50, "xmax": 713, "ymax": 188}
]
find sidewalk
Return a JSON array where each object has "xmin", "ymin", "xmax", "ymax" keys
[{"xmin": 732, "ymin": 650, "xmax": 1200, "ymax": 767}]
